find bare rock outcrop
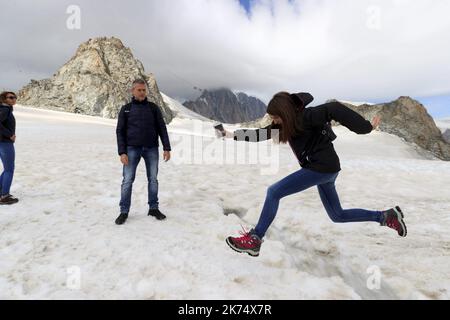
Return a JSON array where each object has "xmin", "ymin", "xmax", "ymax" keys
[{"xmin": 18, "ymin": 37, "xmax": 173, "ymax": 122}]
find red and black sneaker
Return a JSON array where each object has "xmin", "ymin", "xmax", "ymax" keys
[
  {"xmin": 381, "ymin": 206, "xmax": 407, "ymax": 237},
  {"xmin": 226, "ymin": 227, "xmax": 263, "ymax": 257}
]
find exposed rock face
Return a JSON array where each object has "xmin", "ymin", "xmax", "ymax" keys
[
  {"xmin": 332, "ymin": 96, "xmax": 450, "ymax": 161},
  {"xmin": 236, "ymin": 92, "xmax": 268, "ymax": 119},
  {"xmin": 442, "ymin": 129, "xmax": 450, "ymax": 144},
  {"xmin": 183, "ymin": 88, "xmax": 267, "ymax": 124},
  {"xmin": 17, "ymin": 37, "xmax": 173, "ymax": 123}
]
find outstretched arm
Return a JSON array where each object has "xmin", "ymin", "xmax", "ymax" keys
[
  {"xmin": 231, "ymin": 125, "xmax": 275, "ymax": 142},
  {"xmin": 307, "ymin": 101, "xmax": 377, "ymax": 134}
]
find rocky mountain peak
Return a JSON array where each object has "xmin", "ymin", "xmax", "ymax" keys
[
  {"xmin": 336, "ymin": 96, "xmax": 450, "ymax": 160},
  {"xmin": 18, "ymin": 37, "xmax": 173, "ymax": 122}
]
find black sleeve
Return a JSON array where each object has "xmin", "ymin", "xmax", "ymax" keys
[
  {"xmin": 155, "ymin": 105, "xmax": 171, "ymax": 151},
  {"xmin": 233, "ymin": 124, "xmax": 276, "ymax": 142},
  {"xmin": 307, "ymin": 102, "xmax": 373, "ymax": 134},
  {"xmin": 0, "ymin": 107, "xmax": 9, "ymax": 121},
  {"xmin": 0, "ymin": 108, "xmax": 13, "ymax": 138},
  {"xmin": 116, "ymin": 106, "xmax": 128, "ymax": 155}
]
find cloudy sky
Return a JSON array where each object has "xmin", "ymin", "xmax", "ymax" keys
[{"xmin": 1, "ymin": 0, "xmax": 449, "ymax": 117}]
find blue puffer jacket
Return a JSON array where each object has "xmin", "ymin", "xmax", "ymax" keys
[
  {"xmin": 0, "ymin": 104, "xmax": 15, "ymax": 143},
  {"xmin": 116, "ymin": 97, "xmax": 171, "ymax": 155}
]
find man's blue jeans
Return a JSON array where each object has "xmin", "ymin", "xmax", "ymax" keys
[
  {"xmin": 254, "ymin": 168, "xmax": 383, "ymax": 239},
  {"xmin": 0, "ymin": 142, "xmax": 15, "ymax": 197},
  {"xmin": 120, "ymin": 146, "xmax": 159, "ymax": 214}
]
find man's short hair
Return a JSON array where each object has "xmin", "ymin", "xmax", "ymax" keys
[{"xmin": 132, "ymin": 79, "xmax": 147, "ymax": 89}]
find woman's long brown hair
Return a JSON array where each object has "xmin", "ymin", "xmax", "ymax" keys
[{"xmin": 267, "ymin": 92, "xmax": 305, "ymax": 143}]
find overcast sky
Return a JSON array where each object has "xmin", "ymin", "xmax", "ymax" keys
[{"xmin": 1, "ymin": 0, "xmax": 449, "ymax": 117}]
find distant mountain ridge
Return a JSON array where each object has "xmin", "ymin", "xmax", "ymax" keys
[
  {"xmin": 183, "ymin": 88, "xmax": 267, "ymax": 124},
  {"xmin": 161, "ymin": 92, "xmax": 209, "ymax": 121}
]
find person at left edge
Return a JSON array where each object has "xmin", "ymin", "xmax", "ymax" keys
[{"xmin": 0, "ymin": 91, "xmax": 19, "ymax": 205}]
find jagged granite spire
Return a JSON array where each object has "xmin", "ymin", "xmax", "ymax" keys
[{"xmin": 18, "ymin": 36, "xmax": 173, "ymax": 123}]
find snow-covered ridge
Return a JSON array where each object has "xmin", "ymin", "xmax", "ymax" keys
[
  {"xmin": 13, "ymin": 104, "xmax": 116, "ymax": 127},
  {"xmin": 338, "ymin": 100, "xmax": 375, "ymax": 106},
  {"xmin": 161, "ymin": 92, "xmax": 209, "ymax": 121},
  {"xmin": 434, "ymin": 118, "xmax": 450, "ymax": 133}
]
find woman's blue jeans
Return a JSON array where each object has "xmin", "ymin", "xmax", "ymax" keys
[
  {"xmin": 0, "ymin": 142, "xmax": 15, "ymax": 197},
  {"xmin": 119, "ymin": 146, "xmax": 159, "ymax": 214},
  {"xmin": 254, "ymin": 168, "xmax": 383, "ymax": 239}
]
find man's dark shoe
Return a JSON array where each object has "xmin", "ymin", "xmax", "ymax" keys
[
  {"xmin": 0, "ymin": 195, "xmax": 19, "ymax": 205},
  {"xmin": 115, "ymin": 213, "xmax": 128, "ymax": 225},
  {"xmin": 148, "ymin": 209, "xmax": 166, "ymax": 220}
]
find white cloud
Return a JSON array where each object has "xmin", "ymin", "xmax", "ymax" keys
[{"xmin": 1, "ymin": 0, "xmax": 450, "ymax": 105}]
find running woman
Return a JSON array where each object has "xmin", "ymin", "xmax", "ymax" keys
[{"xmin": 221, "ymin": 92, "xmax": 407, "ymax": 257}]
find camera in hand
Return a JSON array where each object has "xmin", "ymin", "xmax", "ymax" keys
[{"xmin": 214, "ymin": 124, "xmax": 226, "ymax": 137}]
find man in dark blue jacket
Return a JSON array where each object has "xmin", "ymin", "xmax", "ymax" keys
[{"xmin": 115, "ymin": 79, "xmax": 171, "ymax": 225}]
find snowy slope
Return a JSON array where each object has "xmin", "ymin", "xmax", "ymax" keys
[
  {"xmin": 1, "ymin": 105, "xmax": 449, "ymax": 299},
  {"xmin": 338, "ymin": 100, "xmax": 375, "ymax": 106},
  {"xmin": 435, "ymin": 118, "xmax": 450, "ymax": 133},
  {"xmin": 161, "ymin": 92, "xmax": 210, "ymax": 121}
]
